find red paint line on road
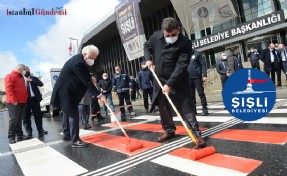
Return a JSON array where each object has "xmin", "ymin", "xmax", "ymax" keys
[
  {"xmin": 81, "ymin": 133, "xmax": 161, "ymax": 155},
  {"xmin": 211, "ymin": 129, "xmax": 287, "ymax": 144},
  {"xmin": 170, "ymin": 148, "xmax": 262, "ymax": 174}
]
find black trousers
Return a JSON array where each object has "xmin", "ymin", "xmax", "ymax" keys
[
  {"xmin": 62, "ymin": 111, "xmax": 80, "ymax": 142},
  {"xmin": 282, "ymin": 61, "xmax": 287, "ymax": 80},
  {"xmin": 131, "ymin": 89, "xmax": 137, "ymax": 100},
  {"xmin": 7, "ymin": 103, "xmax": 25, "ymax": 139},
  {"xmin": 23, "ymin": 97, "xmax": 43, "ymax": 135},
  {"xmin": 277, "ymin": 62, "xmax": 284, "ymax": 85},
  {"xmin": 251, "ymin": 61, "xmax": 260, "ymax": 70},
  {"xmin": 220, "ymin": 77, "xmax": 228, "ymax": 89},
  {"xmin": 91, "ymin": 98, "xmax": 101, "ymax": 118},
  {"xmin": 117, "ymin": 91, "xmax": 133, "ymax": 116},
  {"xmin": 157, "ymin": 92, "xmax": 200, "ymax": 137},
  {"xmin": 266, "ymin": 63, "xmax": 277, "ymax": 84},
  {"xmin": 189, "ymin": 78, "xmax": 208, "ymax": 110},
  {"xmin": 142, "ymin": 87, "xmax": 153, "ymax": 110}
]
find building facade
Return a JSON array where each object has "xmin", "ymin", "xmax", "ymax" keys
[{"xmin": 81, "ymin": 0, "xmax": 287, "ymax": 78}]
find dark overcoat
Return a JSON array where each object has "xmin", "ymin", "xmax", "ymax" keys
[
  {"xmin": 261, "ymin": 48, "xmax": 280, "ymax": 72},
  {"xmin": 29, "ymin": 75, "xmax": 44, "ymax": 102},
  {"xmin": 144, "ymin": 30, "xmax": 193, "ymax": 113},
  {"xmin": 50, "ymin": 54, "xmax": 100, "ymax": 117}
]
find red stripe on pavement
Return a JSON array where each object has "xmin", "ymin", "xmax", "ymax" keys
[
  {"xmin": 170, "ymin": 148, "xmax": 262, "ymax": 174},
  {"xmin": 125, "ymin": 123, "xmax": 206, "ymax": 134},
  {"xmin": 81, "ymin": 133, "xmax": 161, "ymax": 155},
  {"xmin": 103, "ymin": 122, "xmax": 131, "ymax": 127},
  {"xmin": 211, "ymin": 129, "xmax": 287, "ymax": 144}
]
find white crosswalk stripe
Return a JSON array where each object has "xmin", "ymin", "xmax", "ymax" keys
[
  {"xmin": 9, "ymin": 138, "xmax": 88, "ymax": 176},
  {"xmin": 152, "ymin": 154, "xmax": 247, "ymax": 176}
]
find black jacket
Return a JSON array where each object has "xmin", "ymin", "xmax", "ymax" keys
[
  {"xmin": 247, "ymin": 51, "xmax": 261, "ymax": 63},
  {"xmin": 216, "ymin": 59, "xmax": 229, "ymax": 78},
  {"xmin": 28, "ymin": 75, "xmax": 44, "ymax": 102},
  {"xmin": 50, "ymin": 54, "xmax": 100, "ymax": 117},
  {"xmin": 138, "ymin": 68, "xmax": 153, "ymax": 90},
  {"xmin": 98, "ymin": 78, "xmax": 112, "ymax": 94},
  {"xmin": 144, "ymin": 30, "xmax": 192, "ymax": 112},
  {"xmin": 112, "ymin": 72, "xmax": 132, "ymax": 93},
  {"xmin": 227, "ymin": 50, "xmax": 243, "ymax": 73},
  {"xmin": 187, "ymin": 51, "xmax": 207, "ymax": 79},
  {"xmin": 261, "ymin": 48, "xmax": 280, "ymax": 72},
  {"xmin": 130, "ymin": 79, "xmax": 138, "ymax": 91}
]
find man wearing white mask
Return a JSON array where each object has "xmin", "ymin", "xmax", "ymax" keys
[
  {"xmin": 144, "ymin": 17, "xmax": 206, "ymax": 147},
  {"xmin": 216, "ymin": 52, "xmax": 231, "ymax": 89},
  {"xmin": 98, "ymin": 73, "xmax": 115, "ymax": 116},
  {"xmin": 51, "ymin": 45, "xmax": 106, "ymax": 148},
  {"xmin": 5, "ymin": 64, "xmax": 29, "ymax": 144}
]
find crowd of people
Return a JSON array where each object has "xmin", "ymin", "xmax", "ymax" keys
[
  {"xmin": 216, "ymin": 43, "xmax": 287, "ymax": 89},
  {"xmin": 4, "ymin": 17, "xmax": 286, "ymax": 148}
]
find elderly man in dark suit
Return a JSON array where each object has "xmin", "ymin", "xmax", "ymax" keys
[
  {"xmin": 23, "ymin": 66, "xmax": 48, "ymax": 139},
  {"xmin": 51, "ymin": 45, "xmax": 106, "ymax": 148},
  {"xmin": 261, "ymin": 43, "xmax": 280, "ymax": 85},
  {"xmin": 144, "ymin": 17, "xmax": 206, "ymax": 147},
  {"xmin": 278, "ymin": 44, "xmax": 287, "ymax": 82}
]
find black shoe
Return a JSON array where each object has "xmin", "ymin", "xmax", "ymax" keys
[
  {"xmin": 71, "ymin": 140, "xmax": 88, "ymax": 148},
  {"xmin": 62, "ymin": 136, "xmax": 71, "ymax": 141},
  {"xmin": 158, "ymin": 133, "xmax": 175, "ymax": 142},
  {"xmin": 9, "ymin": 139, "xmax": 16, "ymax": 144},
  {"xmin": 97, "ymin": 115, "xmax": 105, "ymax": 121},
  {"xmin": 276, "ymin": 84, "xmax": 282, "ymax": 86},
  {"xmin": 202, "ymin": 107, "xmax": 209, "ymax": 116},
  {"xmin": 41, "ymin": 130, "xmax": 48, "ymax": 134},
  {"xmin": 38, "ymin": 133, "xmax": 44, "ymax": 138},
  {"xmin": 145, "ymin": 109, "xmax": 149, "ymax": 113},
  {"xmin": 121, "ymin": 116, "xmax": 126, "ymax": 122},
  {"xmin": 26, "ymin": 134, "xmax": 33, "ymax": 139},
  {"xmin": 17, "ymin": 135, "xmax": 28, "ymax": 142}
]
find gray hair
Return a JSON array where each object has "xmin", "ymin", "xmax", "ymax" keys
[
  {"xmin": 15, "ymin": 64, "xmax": 25, "ymax": 71},
  {"xmin": 82, "ymin": 45, "xmax": 99, "ymax": 56}
]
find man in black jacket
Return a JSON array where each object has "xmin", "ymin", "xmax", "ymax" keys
[
  {"xmin": 91, "ymin": 75, "xmax": 105, "ymax": 123},
  {"xmin": 278, "ymin": 44, "xmax": 287, "ymax": 81},
  {"xmin": 261, "ymin": 43, "xmax": 280, "ymax": 85},
  {"xmin": 144, "ymin": 17, "xmax": 205, "ymax": 147},
  {"xmin": 227, "ymin": 47, "xmax": 243, "ymax": 74},
  {"xmin": 112, "ymin": 66, "xmax": 136, "ymax": 121},
  {"xmin": 188, "ymin": 51, "xmax": 209, "ymax": 116},
  {"xmin": 98, "ymin": 73, "xmax": 115, "ymax": 116},
  {"xmin": 23, "ymin": 66, "xmax": 47, "ymax": 139},
  {"xmin": 138, "ymin": 61, "xmax": 154, "ymax": 113},
  {"xmin": 51, "ymin": 45, "xmax": 106, "ymax": 148},
  {"xmin": 216, "ymin": 52, "xmax": 231, "ymax": 88},
  {"xmin": 247, "ymin": 47, "xmax": 261, "ymax": 70}
]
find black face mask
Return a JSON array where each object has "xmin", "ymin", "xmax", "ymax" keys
[{"xmin": 25, "ymin": 72, "xmax": 30, "ymax": 78}]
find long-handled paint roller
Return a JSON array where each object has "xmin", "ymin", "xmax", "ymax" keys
[
  {"xmin": 149, "ymin": 68, "xmax": 216, "ymax": 160},
  {"xmin": 105, "ymin": 102, "xmax": 144, "ymax": 152}
]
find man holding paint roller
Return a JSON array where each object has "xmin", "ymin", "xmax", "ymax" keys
[{"xmin": 144, "ymin": 17, "xmax": 206, "ymax": 147}]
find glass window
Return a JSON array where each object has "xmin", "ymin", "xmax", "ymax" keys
[
  {"xmin": 239, "ymin": 0, "xmax": 274, "ymax": 22},
  {"xmin": 279, "ymin": 0, "xmax": 287, "ymax": 19}
]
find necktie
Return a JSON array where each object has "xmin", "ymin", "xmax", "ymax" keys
[{"xmin": 27, "ymin": 82, "xmax": 31, "ymax": 98}]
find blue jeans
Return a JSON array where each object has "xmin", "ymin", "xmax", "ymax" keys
[{"xmin": 103, "ymin": 93, "xmax": 115, "ymax": 114}]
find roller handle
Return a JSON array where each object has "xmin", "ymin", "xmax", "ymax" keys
[
  {"xmin": 149, "ymin": 68, "xmax": 197, "ymax": 142},
  {"xmin": 105, "ymin": 102, "xmax": 131, "ymax": 142}
]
